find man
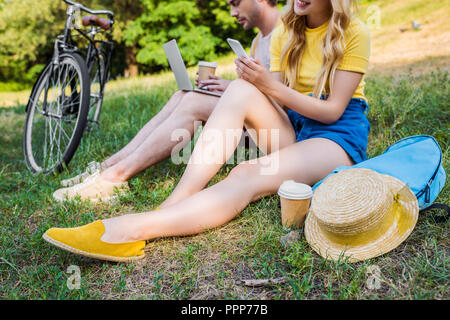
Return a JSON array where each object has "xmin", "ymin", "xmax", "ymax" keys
[{"xmin": 53, "ymin": 0, "xmax": 282, "ymax": 202}]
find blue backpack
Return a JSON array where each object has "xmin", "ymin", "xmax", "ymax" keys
[{"xmin": 313, "ymin": 135, "xmax": 447, "ymax": 212}]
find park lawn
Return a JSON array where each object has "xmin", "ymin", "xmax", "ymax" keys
[
  {"xmin": 0, "ymin": 0, "xmax": 449, "ymax": 300},
  {"xmin": 0, "ymin": 64, "xmax": 448, "ymax": 299}
]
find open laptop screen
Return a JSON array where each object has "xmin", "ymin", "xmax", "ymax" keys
[{"xmin": 163, "ymin": 40, "xmax": 193, "ymax": 91}]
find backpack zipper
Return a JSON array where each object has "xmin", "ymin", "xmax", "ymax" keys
[{"xmin": 387, "ymin": 135, "xmax": 442, "ymax": 204}]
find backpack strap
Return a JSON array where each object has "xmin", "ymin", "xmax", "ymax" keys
[{"xmin": 419, "ymin": 203, "xmax": 449, "ymax": 223}]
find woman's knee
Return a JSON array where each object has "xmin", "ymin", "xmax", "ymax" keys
[
  {"xmin": 225, "ymin": 79, "xmax": 261, "ymax": 98},
  {"xmin": 227, "ymin": 161, "xmax": 278, "ymax": 201},
  {"xmin": 215, "ymin": 79, "xmax": 264, "ymax": 117},
  {"xmin": 228, "ymin": 160, "xmax": 261, "ymax": 182}
]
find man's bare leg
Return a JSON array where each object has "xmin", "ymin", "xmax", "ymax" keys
[
  {"xmin": 101, "ymin": 90, "xmax": 189, "ymax": 169},
  {"xmin": 100, "ymin": 92, "xmax": 220, "ymax": 182}
]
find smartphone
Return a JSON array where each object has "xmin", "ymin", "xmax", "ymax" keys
[{"xmin": 227, "ymin": 38, "xmax": 250, "ymax": 59}]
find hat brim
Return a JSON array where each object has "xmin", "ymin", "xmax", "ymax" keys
[{"xmin": 304, "ymin": 174, "xmax": 419, "ymax": 263}]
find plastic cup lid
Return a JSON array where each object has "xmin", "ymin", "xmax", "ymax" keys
[
  {"xmin": 198, "ymin": 61, "xmax": 217, "ymax": 68},
  {"xmin": 277, "ymin": 180, "xmax": 313, "ymax": 200}
]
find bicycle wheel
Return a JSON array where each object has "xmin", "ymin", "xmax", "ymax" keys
[
  {"xmin": 86, "ymin": 50, "xmax": 107, "ymax": 130},
  {"xmin": 23, "ymin": 52, "xmax": 90, "ymax": 174}
]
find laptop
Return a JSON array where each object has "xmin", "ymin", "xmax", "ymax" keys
[{"xmin": 163, "ymin": 39, "xmax": 222, "ymax": 97}]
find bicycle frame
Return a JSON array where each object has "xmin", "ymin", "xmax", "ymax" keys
[
  {"xmin": 23, "ymin": 0, "xmax": 115, "ymax": 174},
  {"xmin": 86, "ymin": 39, "xmax": 114, "ymax": 98},
  {"xmin": 31, "ymin": 0, "xmax": 114, "ymax": 115},
  {"xmin": 62, "ymin": 0, "xmax": 114, "ymax": 41}
]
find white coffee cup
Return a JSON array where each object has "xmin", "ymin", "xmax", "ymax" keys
[
  {"xmin": 198, "ymin": 61, "xmax": 218, "ymax": 82},
  {"xmin": 278, "ymin": 180, "xmax": 313, "ymax": 228}
]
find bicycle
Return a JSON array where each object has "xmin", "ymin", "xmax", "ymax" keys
[{"xmin": 23, "ymin": 0, "xmax": 114, "ymax": 175}]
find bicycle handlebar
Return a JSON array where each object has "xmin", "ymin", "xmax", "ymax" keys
[{"xmin": 63, "ymin": 0, "xmax": 114, "ymax": 19}]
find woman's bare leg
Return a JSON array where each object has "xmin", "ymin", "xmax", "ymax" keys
[
  {"xmin": 99, "ymin": 92, "xmax": 220, "ymax": 182},
  {"xmin": 101, "ymin": 90, "xmax": 188, "ymax": 168},
  {"xmin": 101, "ymin": 138, "xmax": 354, "ymax": 243},
  {"xmin": 161, "ymin": 79, "xmax": 296, "ymax": 207}
]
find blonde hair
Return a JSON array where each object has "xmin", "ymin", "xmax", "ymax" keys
[{"xmin": 280, "ymin": 0, "xmax": 354, "ymax": 97}]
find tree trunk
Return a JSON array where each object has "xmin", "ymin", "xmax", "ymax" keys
[{"xmin": 124, "ymin": 45, "xmax": 138, "ymax": 78}]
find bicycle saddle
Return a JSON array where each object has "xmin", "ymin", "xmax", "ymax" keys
[{"xmin": 82, "ymin": 15, "xmax": 112, "ymax": 30}]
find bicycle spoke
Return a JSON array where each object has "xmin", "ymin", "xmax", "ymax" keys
[
  {"xmin": 54, "ymin": 118, "xmax": 63, "ymax": 165},
  {"xmin": 59, "ymin": 121, "xmax": 72, "ymax": 145},
  {"xmin": 42, "ymin": 116, "xmax": 49, "ymax": 169},
  {"xmin": 47, "ymin": 114, "xmax": 55, "ymax": 168},
  {"xmin": 25, "ymin": 49, "xmax": 93, "ymax": 174},
  {"xmin": 61, "ymin": 64, "xmax": 70, "ymax": 100},
  {"xmin": 67, "ymin": 70, "xmax": 78, "ymax": 89},
  {"xmin": 47, "ymin": 69, "xmax": 59, "ymax": 114}
]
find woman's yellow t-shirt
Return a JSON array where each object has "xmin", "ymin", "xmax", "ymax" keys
[{"xmin": 270, "ymin": 18, "xmax": 370, "ymax": 101}]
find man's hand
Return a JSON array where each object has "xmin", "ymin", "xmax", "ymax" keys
[
  {"xmin": 235, "ymin": 57, "xmax": 277, "ymax": 95},
  {"xmin": 194, "ymin": 71, "xmax": 200, "ymax": 87},
  {"xmin": 198, "ymin": 75, "xmax": 231, "ymax": 94}
]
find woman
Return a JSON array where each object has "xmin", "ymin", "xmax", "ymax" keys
[{"xmin": 43, "ymin": 0, "xmax": 371, "ymax": 262}]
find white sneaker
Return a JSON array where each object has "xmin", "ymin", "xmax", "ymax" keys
[
  {"xmin": 60, "ymin": 161, "xmax": 102, "ymax": 187},
  {"xmin": 54, "ymin": 172, "xmax": 129, "ymax": 203}
]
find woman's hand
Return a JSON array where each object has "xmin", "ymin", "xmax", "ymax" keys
[
  {"xmin": 198, "ymin": 75, "xmax": 231, "ymax": 94},
  {"xmin": 235, "ymin": 57, "xmax": 276, "ymax": 95}
]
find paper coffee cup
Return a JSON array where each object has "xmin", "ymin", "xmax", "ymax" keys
[
  {"xmin": 278, "ymin": 180, "xmax": 313, "ymax": 229},
  {"xmin": 198, "ymin": 61, "xmax": 217, "ymax": 82}
]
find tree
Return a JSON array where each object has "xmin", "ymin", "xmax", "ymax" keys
[
  {"xmin": 123, "ymin": 0, "xmax": 255, "ymax": 73},
  {"xmin": 0, "ymin": 0, "xmax": 257, "ymax": 85},
  {"xmin": 0, "ymin": 0, "xmax": 67, "ymax": 84},
  {"xmin": 93, "ymin": 0, "xmax": 144, "ymax": 77},
  {"xmin": 0, "ymin": 0, "xmax": 145, "ymax": 84}
]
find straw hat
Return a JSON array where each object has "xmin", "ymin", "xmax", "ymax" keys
[{"xmin": 304, "ymin": 168, "xmax": 419, "ymax": 263}]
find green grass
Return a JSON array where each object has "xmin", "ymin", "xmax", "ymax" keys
[
  {"xmin": 0, "ymin": 0, "xmax": 449, "ymax": 300},
  {"xmin": 0, "ymin": 65, "xmax": 448, "ymax": 299}
]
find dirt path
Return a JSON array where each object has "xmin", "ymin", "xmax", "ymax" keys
[{"xmin": 368, "ymin": 6, "xmax": 450, "ymax": 74}]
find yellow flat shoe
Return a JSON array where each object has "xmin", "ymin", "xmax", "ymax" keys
[{"xmin": 43, "ymin": 220, "xmax": 146, "ymax": 263}]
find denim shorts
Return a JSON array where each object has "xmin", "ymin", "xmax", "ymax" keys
[{"xmin": 287, "ymin": 97, "xmax": 371, "ymax": 164}]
